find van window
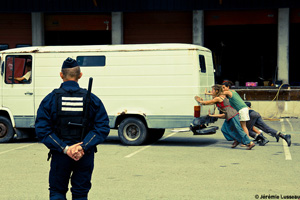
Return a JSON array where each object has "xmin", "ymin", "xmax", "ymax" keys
[
  {"xmin": 199, "ymin": 55, "xmax": 206, "ymax": 73},
  {"xmin": 5, "ymin": 55, "xmax": 32, "ymax": 84},
  {"xmin": 77, "ymin": 56, "xmax": 106, "ymax": 67}
]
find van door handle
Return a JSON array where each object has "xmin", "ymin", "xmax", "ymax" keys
[{"xmin": 25, "ymin": 92, "xmax": 33, "ymax": 95}]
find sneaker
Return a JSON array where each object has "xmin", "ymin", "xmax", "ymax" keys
[
  {"xmin": 259, "ymin": 134, "xmax": 269, "ymax": 146},
  {"xmin": 284, "ymin": 134, "xmax": 291, "ymax": 147}
]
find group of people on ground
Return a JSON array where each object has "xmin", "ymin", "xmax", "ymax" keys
[{"xmin": 194, "ymin": 82, "xmax": 292, "ymax": 150}]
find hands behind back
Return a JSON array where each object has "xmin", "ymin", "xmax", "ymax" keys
[{"xmin": 67, "ymin": 142, "xmax": 85, "ymax": 161}]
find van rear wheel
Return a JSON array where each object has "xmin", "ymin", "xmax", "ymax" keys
[
  {"xmin": 118, "ymin": 117, "xmax": 148, "ymax": 146},
  {"xmin": 0, "ymin": 116, "xmax": 14, "ymax": 143}
]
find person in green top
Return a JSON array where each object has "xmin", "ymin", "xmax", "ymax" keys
[
  {"xmin": 222, "ymin": 82, "xmax": 251, "ymax": 139},
  {"xmin": 195, "ymin": 84, "xmax": 255, "ymax": 150}
]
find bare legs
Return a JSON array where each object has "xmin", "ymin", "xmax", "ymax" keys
[{"xmin": 240, "ymin": 121, "xmax": 250, "ymax": 137}]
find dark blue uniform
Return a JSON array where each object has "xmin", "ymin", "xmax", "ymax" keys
[{"xmin": 35, "ymin": 81, "xmax": 110, "ymax": 200}]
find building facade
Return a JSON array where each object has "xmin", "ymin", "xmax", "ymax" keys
[{"xmin": 0, "ymin": 0, "xmax": 299, "ymax": 87}]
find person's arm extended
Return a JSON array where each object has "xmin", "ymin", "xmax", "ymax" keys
[
  {"xmin": 14, "ymin": 77, "xmax": 25, "ymax": 82},
  {"xmin": 208, "ymin": 113, "xmax": 225, "ymax": 119},
  {"xmin": 194, "ymin": 96, "xmax": 221, "ymax": 105},
  {"xmin": 205, "ymin": 88, "xmax": 213, "ymax": 95},
  {"xmin": 223, "ymin": 90, "xmax": 233, "ymax": 98}
]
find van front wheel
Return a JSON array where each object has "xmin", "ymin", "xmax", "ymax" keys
[
  {"xmin": 0, "ymin": 116, "xmax": 14, "ymax": 143},
  {"xmin": 118, "ymin": 117, "xmax": 148, "ymax": 146}
]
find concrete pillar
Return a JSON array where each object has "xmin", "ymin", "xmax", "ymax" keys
[
  {"xmin": 31, "ymin": 12, "xmax": 45, "ymax": 46},
  {"xmin": 193, "ymin": 10, "xmax": 204, "ymax": 46},
  {"xmin": 277, "ymin": 8, "xmax": 289, "ymax": 84},
  {"xmin": 112, "ymin": 12, "xmax": 123, "ymax": 44}
]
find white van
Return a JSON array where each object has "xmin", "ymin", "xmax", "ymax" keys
[{"xmin": 0, "ymin": 43, "xmax": 218, "ymax": 145}]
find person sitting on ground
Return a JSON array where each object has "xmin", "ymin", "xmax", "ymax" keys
[{"xmin": 244, "ymin": 101, "xmax": 291, "ymax": 147}]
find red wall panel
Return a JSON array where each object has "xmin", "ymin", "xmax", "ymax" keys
[
  {"xmin": 124, "ymin": 11, "xmax": 192, "ymax": 44},
  {"xmin": 291, "ymin": 8, "xmax": 300, "ymax": 23},
  {"xmin": 0, "ymin": 14, "xmax": 32, "ymax": 49},
  {"xmin": 45, "ymin": 14, "xmax": 111, "ymax": 31}
]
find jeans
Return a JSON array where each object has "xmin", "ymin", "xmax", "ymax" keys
[{"xmin": 247, "ymin": 110, "xmax": 278, "ymax": 138}]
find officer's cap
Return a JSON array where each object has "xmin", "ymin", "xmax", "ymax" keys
[{"xmin": 62, "ymin": 57, "xmax": 79, "ymax": 69}]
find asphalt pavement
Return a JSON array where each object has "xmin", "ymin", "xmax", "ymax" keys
[{"xmin": 0, "ymin": 118, "xmax": 299, "ymax": 200}]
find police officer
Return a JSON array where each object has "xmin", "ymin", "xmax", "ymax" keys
[{"xmin": 35, "ymin": 57, "xmax": 110, "ymax": 200}]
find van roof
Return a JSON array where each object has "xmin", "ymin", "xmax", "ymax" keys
[{"xmin": 1, "ymin": 43, "xmax": 210, "ymax": 54}]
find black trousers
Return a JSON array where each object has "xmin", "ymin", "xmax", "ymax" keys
[
  {"xmin": 247, "ymin": 110, "xmax": 278, "ymax": 138},
  {"xmin": 49, "ymin": 151, "xmax": 94, "ymax": 200}
]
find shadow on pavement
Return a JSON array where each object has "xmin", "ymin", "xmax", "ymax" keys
[
  {"xmin": 103, "ymin": 135, "xmax": 219, "ymax": 147},
  {"xmin": 153, "ymin": 137, "xmax": 219, "ymax": 147}
]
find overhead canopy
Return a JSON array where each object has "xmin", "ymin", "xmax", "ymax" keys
[{"xmin": 0, "ymin": 0, "xmax": 299, "ymax": 13}]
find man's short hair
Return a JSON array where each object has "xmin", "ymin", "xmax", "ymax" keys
[
  {"xmin": 61, "ymin": 66, "xmax": 81, "ymax": 79},
  {"xmin": 245, "ymin": 101, "xmax": 251, "ymax": 108}
]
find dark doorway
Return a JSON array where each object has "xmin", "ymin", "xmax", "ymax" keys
[
  {"xmin": 289, "ymin": 23, "xmax": 300, "ymax": 86},
  {"xmin": 205, "ymin": 24, "xmax": 277, "ymax": 86},
  {"xmin": 45, "ymin": 30, "xmax": 111, "ymax": 45}
]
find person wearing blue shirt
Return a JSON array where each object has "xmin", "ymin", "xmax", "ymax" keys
[{"xmin": 35, "ymin": 57, "xmax": 110, "ymax": 200}]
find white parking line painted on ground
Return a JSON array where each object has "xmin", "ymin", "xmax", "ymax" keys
[
  {"xmin": 280, "ymin": 119, "xmax": 292, "ymax": 160},
  {"xmin": 124, "ymin": 146, "xmax": 151, "ymax": 158},
  {"xmin": 124, "ymin": 132, "xmax": 177, "ymax": 158},
  {"xmin": 285, "ymin": 118, "xmax": 294, "ymax": 132},
  {"xmin": 0, "ymin": 143, "xmax": 35, "ymax": 155},
  {"xmin": 282, "ymin": 141, "xmax": 292, "ymax": 160}
]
